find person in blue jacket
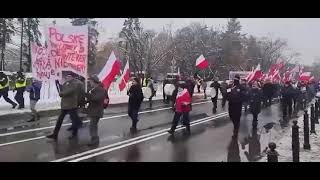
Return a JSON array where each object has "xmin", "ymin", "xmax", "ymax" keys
[{"xmin": 26, "ymin": 79, "xmax": 42, "ymax": 122}]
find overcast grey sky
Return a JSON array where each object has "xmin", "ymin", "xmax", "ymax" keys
[{"xmin": 39, "ymin": 18, "xmax": 320, "ymax": 65}]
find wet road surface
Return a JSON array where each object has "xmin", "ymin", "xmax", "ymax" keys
[{"xmin": 0, "ymin": 96, "xmax": 287, "ymax": 162}]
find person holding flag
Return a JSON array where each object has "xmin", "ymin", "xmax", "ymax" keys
[{"xmin": 168, "ymin": 82, "xmax": 192, "ymax": 135}]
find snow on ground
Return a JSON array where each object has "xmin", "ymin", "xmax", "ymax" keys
[{"xmin": 259, "ymin": 107, "xmax": 320, "ymax": 162}]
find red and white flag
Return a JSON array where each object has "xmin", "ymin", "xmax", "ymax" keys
[
  {"xmin": 176, "ymin": 89, "xmax": 192, "ymax": 112},
  {"xmin": 271, "ymin": 69, "xmax": 281, "ymax": 83},
  {"xmin": 98, "ymin": 51, "xmax": 121, "ymax": 89},
  {"xmin": 247, "ymin": 64, "xmax": 262, "ymax": 82},
  {"xmin": 276, "ymin": 58, "xmax": 285, "ymax": 70},
  {"xmin": 299, "ymin": 72, "xmax": 311, "ymax": 81},
  {"xmin": 196, "ymin": 55, "xmax": 209, "ymax": 70},
  {"xmin": 118, "ymin": 60, "xmax": 130, "ymax": 91}
]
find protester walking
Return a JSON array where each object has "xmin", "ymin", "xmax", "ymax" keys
[
  {"xmin": 26, "ymin": 79, "xmax": 42, "ymax": 122},
  {"xmin": 168, "ymin": 82, "xmax": 192, "ymax": 135},
  {"xmin": 85, "ymin": 75, "xmax": 106, "ymax": 146},
  {"xmin": 127, "ymin": 77, "xmax": 144, "ymax": 132},
  {"xmin": 46, "ymin": 73, "xmax": 82, "ymax": 140}
]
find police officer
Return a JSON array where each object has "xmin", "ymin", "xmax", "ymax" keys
[
  {"xmin": 0, "ymin": 72, "xmax": 17, "ymax": 108},
  {"xmin": 281, "ymin": 81, "xmax": 295, "ymax": 121},
  {"xmin": 14, "ymin": 71, "xmax": 27, "ymax": 109},
  {"xmin": 248, "ymin": 81, "xmax": 263, "ymax": 129},
  {"xmin": 210, "ymin": 77, "xmax": 221, "ymax": 114},
  {"xmin": 227, "ymin": 74, "xmax": 246, "ymax": 138}
]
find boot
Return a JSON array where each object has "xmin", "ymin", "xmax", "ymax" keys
[
  {"xmin": 12, "ymin": 103, "xmax": 17, "ymax": 109},
  {"xmin": 87, "ymin": 137, "xmax": 99, "ymax": 147},
  {"xmin": 46, "ymin": 134, "xmax": 58, "ymax": 140}
]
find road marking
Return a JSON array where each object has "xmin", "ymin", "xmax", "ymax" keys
[
  {"xmin": 68, "ymin": 112, "xmax": 230, "ymax": 162},
  {"xmin": 52, "ymin": 112, "xmax": 228, "ymax": 162},
  {"xmin": 0, "ymin": 100, "xmax": 210, "ymax": 137},
  {"xmin": 0, "ymin": 136, "xmax": 45, "ymax": 147}
]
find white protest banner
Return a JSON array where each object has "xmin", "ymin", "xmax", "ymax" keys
[
  {"xmin": 31, "ymin": 43, "xmax": 59, "ymax": 81},
  {"xmin": 46, "ymin": 25, "xmax": 88, "ymax": 80}
]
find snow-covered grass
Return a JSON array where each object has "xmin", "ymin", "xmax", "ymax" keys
[{"xmin": 259, "ymin": 107, "xmax": 320, "ymax": 162}]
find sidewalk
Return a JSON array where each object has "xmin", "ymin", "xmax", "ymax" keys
[{"xmin": 259, "ymin": 108, "xmax": 320, "ymax": 162}]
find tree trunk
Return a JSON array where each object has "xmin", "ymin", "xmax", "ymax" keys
[
  {"xmin": 20, "ymin": 18, "xmax": 24, "ymax": 72},
  {"xmin": 1, "ymin": 19, "xmax": 6, "ymax": 71},
  {"xmin": 27, "ymin": 18, "xmax": 31, "ymax": 72}
]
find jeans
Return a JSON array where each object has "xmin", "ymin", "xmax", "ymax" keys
[{"xmin": 30, "ymin": 100, "xmax": 39, "ymax": 119}]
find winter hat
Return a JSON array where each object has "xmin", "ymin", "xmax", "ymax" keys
[{"xmin": 234, "ymin": 74, "xmax": 240, "ymax": 81}]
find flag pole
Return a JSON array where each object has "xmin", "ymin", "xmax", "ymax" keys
[{"xmin": 85, "ymin": 25, "xmax": 89, "ymax": 93}]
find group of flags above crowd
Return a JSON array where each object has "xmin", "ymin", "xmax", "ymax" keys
[
  {"xmin": 98, "ymin": 51, "xmax": 315, "ymax": 92},
  {"xmin": 244, "ymin": 58, "xmax": 314, "ymax": 84}
]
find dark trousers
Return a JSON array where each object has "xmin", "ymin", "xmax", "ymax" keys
[
  {"xmin": 128, "ymin": 106, "xmax": 139, "ymax": 128},
  {"xmin": 283, "ymin": 101, "xmax": 293, "ymax": 119},
  {"xmin": 221, "ymin": 95, "xmax": 227, "ymax": 108},
  {"xmin": 170, "ymin": 112, "xmax": 190, "ymax": 132},
  {"xmin": 89, "ymin": 116, "xmax": 100, "ymax": 142},
  {"xmin": 203, "ymin": 88, "xmax": 207, "ymax": 99},
  {"xmin": 0, "ymin": 87, "xmax": 16, "ymax": 106},
  {"xmin": 264, "ymin": 96, "xmax": 272, "ymax": 107},
  {"xmin": 197, "ymin": 85, "xmax": 201, "ymax": 93},
  {"xmin": 252, "ymin": 113, "xmax": 258, "ymax": 128},
  {"xmin": 211, "ymin": 97, "xmax": 218, "ymax": 112},
  {"xmin": 229, "ymin": 103, "xmax": 242, "ymax": 136},
  {"xmin": 53, "ymin": 109, "xmax": 80, "ymax": 136},
  {"xmin": 14, "ymin": 87, "xmax": 25, "ymax": 108}
]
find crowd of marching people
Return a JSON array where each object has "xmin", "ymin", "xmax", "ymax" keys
[{"xmin": 1, "ymin": 69, "xmax": 319, "ymax": 147}]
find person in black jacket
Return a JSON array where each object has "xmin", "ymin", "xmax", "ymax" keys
[
  {"xmin": 262, "ymin": 79, "xmax": 275, "ymax": 107},
  {"xmin": 127, "ymin": 77, "xmax": 144, "ymax": 132},
  {"xmin": 0, "ymin": 72, "xmax": 17, "ymax": 108},
  {"xmin": 227, "ymin": 74, "xmax": 246, "ymax": 138},
  {"xmin": 281, "ymin": 81, "xmax": 295, "ymax": 120},
  {"xmin": 248, "ymin": 81, "xmax": 263, "ymax": 129},
  {"xmin": 210, "ymin": 78, "xmax": 221, "ymax": 114},
  {"xmin": 241, "ymin": 79, "xmax": 250, "ymax": 112}
]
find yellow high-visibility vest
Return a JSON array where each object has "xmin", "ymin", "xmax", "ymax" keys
[
  {"xmin": 143, "ymin": 78, "xmax": 147, "ymax": 87},
  {"xmin": 15, "ymin": 78, "xmax": 26, "ymax": 88},
  {"xmin": 0, "ymin": 77, "xmax": 9, "ymax": 89}
]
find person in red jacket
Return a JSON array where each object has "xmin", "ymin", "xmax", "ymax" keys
[{"xmin": 168, "ymin": 82, "xmax": 192, "ymax": 135}]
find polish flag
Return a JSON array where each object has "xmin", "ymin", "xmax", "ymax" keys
[
  {"xmin": 299, "ymin": 72, "xmax": 311, "ymax": 81},
  {"xmin": 176, "ymin": 89, "xmax": 192, "ymax": 112},
  {"xmin": 118, "ymin": 60, "xmax": 130, "ymax": 91},
  {"xmin": 98, "ymin": 51, "xmax": 121, "ymax": 89},
  {"xmin": 310, "ymin": 76, "xmax": 315, "ymax": 82},
  {"xmin": 282, "ymin": 68, "xmax": 292, "ymax": 82},
  {"xmin": 276, "ymin": 58, "xmax": 285, "ymax": 70},
  {"xmin": 247, "ymin": 64, "xmax": 262, "ymax": 82},
  {"xmin": 271, "ymin": 69, "xmax": 281, "ymax": 83},
  {"xmin": 196, "ymin": 55, "xmax": 209, "ymax": 70}
]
